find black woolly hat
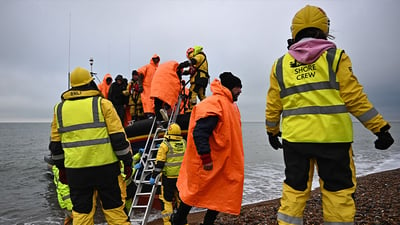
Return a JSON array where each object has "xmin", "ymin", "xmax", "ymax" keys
[{"xmin": 219, "ymin": 72, "xmax": 242, "ymax": 90}]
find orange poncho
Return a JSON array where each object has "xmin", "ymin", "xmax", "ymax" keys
[
  {"xmin": 137, "ymin": 54, "xmax": 159, "ymax": 114},
  {"xmin": 97, "ymin": 73, "xmax": 112, "ymax": 99},
  {"xmin": 177, "ymin": 79, "xmax": 244, "ymax": 215},
  {"xmin": 150, "ymin": 61, "xmax": 181, "ymax": 108}
]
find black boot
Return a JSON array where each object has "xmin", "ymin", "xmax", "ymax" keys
[{"xmin": 170, "ymin": 213, "xmax": 187, "ymax": 225}]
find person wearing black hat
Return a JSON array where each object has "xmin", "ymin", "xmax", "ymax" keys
[
  {"xmin": 108, "ymin": 74, "xmax": 129, "ymax": 125},
  {"xmin": 172, "ymin": 72, "xmax": 244, "ymax": 225}
]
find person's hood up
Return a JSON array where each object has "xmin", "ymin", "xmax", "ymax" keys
[
  {"xmin": 102, "ymin": 73, "xmax": 112, "ymax": 83},
  {"xmin": 210, "ymin": 78, "xmax": 233, "ymax": 102},
  {"xmin": 288, "ymin": 38, "xmax": 336, "ymax": 64},
  {"xmin": 150, "ymin": 54, "xmax": 160, "ymax": 66}
]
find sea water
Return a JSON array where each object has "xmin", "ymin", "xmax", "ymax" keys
[{"xmin": 0, "ymin": 122, "xmax": 399, "ymax": 225}]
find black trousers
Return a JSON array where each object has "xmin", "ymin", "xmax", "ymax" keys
[
  {"xmin": 282, "ymin": 140, "xmax": 354, "ymax": 191},
  {"xmin": 173, "ymin": 201, "xmax": 219, "ymax": 225},
  {"xmin": 67, "ymin": 163, "xmax": 123, "ymax": 213}
]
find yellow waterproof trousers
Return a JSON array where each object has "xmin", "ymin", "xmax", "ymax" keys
[
  {"xmin": 278, "ymin": 143, "xmax": 356, "ymax": 225},
  {"xmin": 72, "ymin": 175, "xmax": 130, "ymax": 225}
]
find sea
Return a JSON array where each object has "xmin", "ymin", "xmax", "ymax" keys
[{"xmin": 0, "ymin": 121, "xmax": 399, "ymax": 225}]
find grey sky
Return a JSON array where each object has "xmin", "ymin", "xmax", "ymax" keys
[{"xmin": 1, "ymin": 0, "xmax": 399, "ymax": 122}]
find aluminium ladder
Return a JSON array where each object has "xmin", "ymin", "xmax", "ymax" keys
[{"xmin": 128, "ymin": 94, "xmax": 184, "ymax": 224}]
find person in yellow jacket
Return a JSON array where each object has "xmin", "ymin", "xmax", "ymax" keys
[
  {"xmin": 48, "ymin": 67, "xmax": 134, "ymax": 225},
  {"xmin": 265, "ymin": 5, "xmax": 394, "ymax": 225},
  {"xmin": 52, "ymin": 165, "xmax": 73, "ymax": 225},
  {"xmin": 123, "ymin": 70, "xmax": 144, "ymax": 122},
  {"xmin": 172, "ymin": 72, "xmax": 244, "ymax": 225},
  {"xmin": 138, "ymin": 54, "xmax": 160, "ymax": 119},
  {"xmin": 177, "ymin": 46, "xmax": 209, "ymax": 111},
  {"xmin": 149, "ymin": 123, "xmax": 187, "ymax": 225}
]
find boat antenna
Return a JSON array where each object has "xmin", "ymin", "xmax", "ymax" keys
[
  {"xmin": 67, "ymin": 12, "xmax": 71, "ymax": 89},
  {"xmin": 89, "ymin": 57, "xmax": 101, "ymax": 83}
]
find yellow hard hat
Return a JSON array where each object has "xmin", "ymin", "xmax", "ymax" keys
[
  {"xmin": 70, "ymin": 67, "xmax": 93, "ymax": 87},
  {"xmin": 165, "ymin": 123, "xmax": 182, "ymax": 140},
  {"xmin": 291, "ymin": 5, "xmax": 329, "ymax": 39}
]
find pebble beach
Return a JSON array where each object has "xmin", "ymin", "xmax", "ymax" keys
[{"xmin": 147, "ymin": 168, "xmax": 400, "ymax": 225}]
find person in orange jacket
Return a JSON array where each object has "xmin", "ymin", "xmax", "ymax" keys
[
  {"xmin": 150, "ymin": 61, "xmax": 182, "ymax": 124},
  {"xmin": 137, "ymin": 54, "xmax": 160, "ymax": 119},
  {"xmin": 172, "ymin": 72, "xmax": 244, "ymax": 225},
  {"xmin": 98, "ymin": 73, "xmax": 113, "ymax": 99}
]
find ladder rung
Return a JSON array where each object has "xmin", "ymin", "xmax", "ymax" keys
[
  {"xmin": 135, "ymin": 192, "xmax": 152, "ymax": 196},
  {"xmin": 129, "ymin": 118, "xmax": 166, "ymax": 224},
  {"xmin": 131, "ymin": 205, "xmax": 148, "ymax": 209}
]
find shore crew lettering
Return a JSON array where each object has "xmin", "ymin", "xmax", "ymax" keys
[{"xmin": 294, "ymin": 64, "xmax": 316, "ymax": 80}]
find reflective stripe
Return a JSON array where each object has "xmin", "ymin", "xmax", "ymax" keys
[
  {"xmin": 326, "ymin": 48, "xmax": 340, "ymax": 88},
  {"xmin": 62, "ymin": 194, "xmax": 70, "ymax": 201},
  {"xmin": 57, "ymin": 96, "xmax": 101, "ymax": 133},
  {"xmin": 276, "ymin": 56, "xmax": 285, "ymax": 92},
  {"xmin": 114, "ymin": 147, "xmax": 130, "ymax": 156},
  {"xmin": 162, "ymin": 212, "xmax": 173, "ymax": 219},
  {"xmin": 52, "ymin": 154, "xmax": 64, "ymax": 160},
  {"xmin": 56, "ymin": 101, "xmax": 64, "ymax": 128},
  {"xmin": 282, "ymin": 105, "xmax": 348, "ymax": 117},
  {"xmin": 277, "ymin": 49, "xmax": 340, "ymax": 99},
  {"xmin": 62, "ymin": 138, "xmax": 109, "ymax": 148},
  {"xmin": 280, "ymin": 81, "xmax": 339, "ymax": 98},
  {"xmin": 266, "ymin": 119, "xmax": 279, "ymax": 127},
  {"xmin": 56, "ymin": 96, "xmax": 118, "ymax": 168},
  {"xmin": 167, "ymin": 152, "xmax": 185, "ymax": 158},
  {"xmin": 92, "ymin": 96, "xmax": 100, "ymax": 122},
  {"xmin": 277, "ymin": 212, "xmax": 303, "ymax": 225},
  {"xmin": 356, "ymin": 107, "xmax": 378, "ymax": 123},
  {"xmin": 165, "ymin": 161, "xmax": 183, "ymax": 167},
  {"xmin": 325, "ymin": 222, "xmax": 354, "ymax": 225},
  {"xmin": 276, "ymin": 49, "xmax": 353, "ymax": 142},
  {"xmin": 58, "ymin": 122, "xmax": 106, "ymax": 133},
  {"xmin": 163, "ymin": 140, "xmax": 186, "ymax": 176},
  {"xmin": 277, "ymin": 49, "xmax": 348, "ymax": 118}
]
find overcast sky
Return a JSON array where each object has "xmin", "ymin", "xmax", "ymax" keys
[{"xmin": 1, "ymin": 0, "xmax": 399, "ymax": 122}]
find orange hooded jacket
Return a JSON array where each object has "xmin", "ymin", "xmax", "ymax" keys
[
  {"xmin": 97, "ymin": 73, "xmax": 112, "ymax": 99},
  {"xmin": 150, "ymin": 61, "xmax": 181, "ymax": 108},
  {"xmin": 137, "ymin": 54, "xmax": 160, "ymax": 114},
  {"xmin": 177, "ymin": 78, "xmax": 244, "ymax": 215}
]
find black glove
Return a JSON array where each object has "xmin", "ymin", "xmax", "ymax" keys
[
  {"xmin": 178, "ymin": 61, "xmax": 191, "ymax": 70},
  {"xmin": 374, "ymin": 124, "xmax": 394, "ymax": 150},
  {"xmin": 267, "ymin": 132, "xmax": 283, "ymax": 150}
]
